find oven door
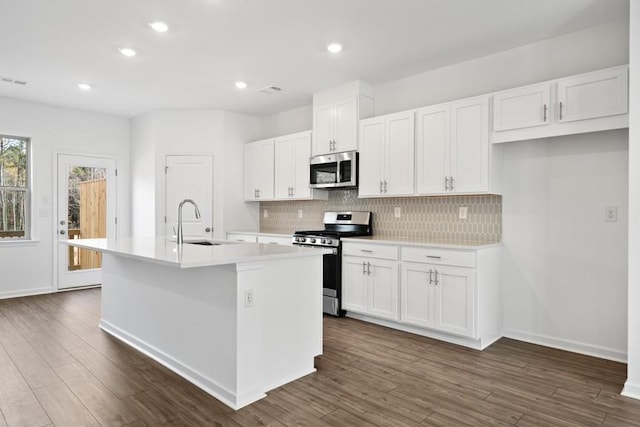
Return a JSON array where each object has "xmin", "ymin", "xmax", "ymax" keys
[{"xmin": 292, "ymin": 244, "xmax": 343, "ymax": 316}]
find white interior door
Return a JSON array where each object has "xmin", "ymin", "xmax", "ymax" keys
[
  {"xmin": 164, "ymin": 155, "xmax": 213, "ymax": 239},
  {"xmin": 56, "ymin": 154, "xmax": 116, "ymax": 290}
]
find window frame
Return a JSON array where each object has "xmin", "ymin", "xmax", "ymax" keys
[{"xmin": 0, "ymin": 134, "xmax": 31, "ymax": 241}]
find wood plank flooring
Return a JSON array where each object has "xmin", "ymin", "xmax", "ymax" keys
[{"xmin": 0, "ymin": 288, "xmax": 639, "ymax": 426}]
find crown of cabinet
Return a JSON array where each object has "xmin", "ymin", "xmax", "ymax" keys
[{"xmin": 312, "ymin": 80, "xmax": 375, "ymax": 157}]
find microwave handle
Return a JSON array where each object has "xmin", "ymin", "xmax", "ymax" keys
[{"xmin": 335, "ymin": 159, "xmax": 341, "ymax": 184}]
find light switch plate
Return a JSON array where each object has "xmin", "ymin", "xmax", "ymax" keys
[
  {"xmin": 605, "ymin": 206, "xmax": 618, "ymax": 222},
  {"xmin": 298, "ymin": 209, "xmax": 303, "ymax": 219},
  {"xmin": 394, "ymin": 207, "xmax": 401, "ymax": 218},
  {"xmin": 263, "ymin": 209, "xmax": 268, "ymax": 218}
]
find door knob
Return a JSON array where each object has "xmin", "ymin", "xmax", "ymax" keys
[
  {"xmin": 59, "ymin": 220, "xmax": 66, "ymax": 225},
  {"xmin": 205, "ymin": 227, "xmax": 212, "ymax": 232},
  {"xmin": 59, "ymin": 230, "xmax": 66, "ymax": 235}
]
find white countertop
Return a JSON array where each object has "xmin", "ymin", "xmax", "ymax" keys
[
  {"xmin": 341, "ymin": 236, "xmax": 502, "ymax": 250},
  {"xmin": 65, "ymin": 237, "xmax": 330, "ymax": 269},
  {"xmin": 227, "ymin": 231, "xmax": 292, "ymax": 238}
]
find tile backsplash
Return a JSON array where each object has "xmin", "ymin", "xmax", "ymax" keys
[{"xmin": 260, "ymin": 190, "xmax": 502, "ymax": 243}]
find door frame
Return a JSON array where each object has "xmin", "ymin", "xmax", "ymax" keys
[{"xmin": 53, "ymin": 151, "xmax": 118, "ymax": 291}]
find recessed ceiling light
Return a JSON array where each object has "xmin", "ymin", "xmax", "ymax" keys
[
  {"xmin": 149, "ymin": 21, "xmax": 169, "ymax": 32},
  {"xmin": 77, "ymin": 83, "xmax": 92, "ymax": 91},
  {"xmin": 327, "ymin": 43, "xmax": 343, "ymax": 53},
  {"xmin": 235, "ymin": 81, "xmax": 248, "ymax": 89},
  {"xmin": 119, "ymin": 48, "xmax": 136, "ymax": 57}
]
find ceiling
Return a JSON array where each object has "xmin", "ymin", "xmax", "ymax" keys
[{"xmin": 0, "ymin": 0, "xmax": 629, "ymax": 118}]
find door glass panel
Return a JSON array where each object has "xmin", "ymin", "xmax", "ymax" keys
[{"xmin": 67, "ymin": 166, "xmax": 106, "ymax": 272}]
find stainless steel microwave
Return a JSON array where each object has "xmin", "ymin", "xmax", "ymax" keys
[{"xmin": 309, "ymin": 151, "xmax": 358, "ymax": 189}]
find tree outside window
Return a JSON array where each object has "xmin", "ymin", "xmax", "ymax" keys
[{"xmin": 0, "ymin": 135, "xmax": 29, "ymax": 239}]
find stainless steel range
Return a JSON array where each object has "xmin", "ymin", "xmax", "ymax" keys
[{"xmin": 292, "ymin": 211, "xmax": 372, "ymax": 316}]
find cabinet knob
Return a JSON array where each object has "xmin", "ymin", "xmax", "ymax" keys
[{"xmin": 205, "ymin": 227, "xmax": 212, "ymax": 233}]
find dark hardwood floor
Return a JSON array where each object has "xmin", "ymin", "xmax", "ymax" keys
[{"xmin": 0, "ymin": 288, "xmax": 639, "ymax": 426}]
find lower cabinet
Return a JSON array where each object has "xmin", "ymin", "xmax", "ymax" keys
[
  {"xmin": 342, "ymin": 240, "xmax": 501, "ymax": 350},
  {"xmin": 401, "ymin": 262, "xmax": 475, "ymax": 338},
  {"xmin": 343, "ymin": 256, "xmax": 398, "ymax": 320},
  {"xmin": 226, "ymin": 232, "xmax": 291, "ymax": 245}
]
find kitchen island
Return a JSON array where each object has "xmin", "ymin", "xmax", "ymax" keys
[{"xmin": 66, "ymin": 237, "xmax": 327, "ymax": 410}]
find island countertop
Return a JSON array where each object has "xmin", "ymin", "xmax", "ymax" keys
[{"xmin": 65, "ymin": 237, "xmax": 330, "ymax": 269}]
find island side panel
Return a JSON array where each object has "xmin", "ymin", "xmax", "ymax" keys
[
  {"xmin": 99, "ymin": 254, "xmax": 241, "ymax": 407},
  {"xmin": 258, "ymin": 255, "xmax": 323, "ymax": 390}
]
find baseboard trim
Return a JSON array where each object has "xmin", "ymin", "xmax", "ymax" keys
[
  {"xmin": 502, "ymin": 328, "xmax": 627, "ymax": 363},
  {"xmin": 622, "ymin": 381, "xmax": 640, "ymax": 400},
  {"xmin": 0, "ymin": 287, "xmax": 53, "ymax": 300},
  {"xmin": 99, "ymin": 319, "xmax": 265, "ymax": 410}
]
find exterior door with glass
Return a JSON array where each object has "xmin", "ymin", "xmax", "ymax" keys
[{"xmin": 56, "ymin": 154, "xmax": 116, "ymax": 289}]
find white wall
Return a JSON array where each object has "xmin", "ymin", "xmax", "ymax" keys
[
  {"xmin": 501, "ymin": 131, "xmax": 628, "ymax": 360},
  {"xmin": 623, "ymin": 2, "xmax": 640, "ymax": 399},
  {"xmin": 260, "ymin": 104, "xmax": 313, "ymax": 138},
  {"xmin": 259, "ymin": 19, "xmax": 631, "ymax": 359},
  {"xmin": 129, "ymin": 110, "xmax": 261, "ymax": 240},
  {"xmin": 0, "ymin": 96, "xmax": 130, "ymax": 298}
]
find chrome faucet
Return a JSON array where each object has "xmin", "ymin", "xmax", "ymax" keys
[{"xmin": 177, "ymin": 199, "xmax": 201, "ymax": 245}]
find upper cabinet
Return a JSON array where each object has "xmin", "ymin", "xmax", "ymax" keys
[
  {"xmin": 312, "ymin": 81, "xmax": 375, "ymax": 156},
  {"xmin": 492, "ymin": 65, "xmax": 628, "ymax": 144},
  {"xmin": 359, "ymin": 110, "xmax": 415, "ymax": 197},
  {"xmin": 244, "ymin": 138, "xmax": 275, "ymax": 201},
  {"xmin": 416, "ymin": 96, "xmax": 492, "ymax": 195},
  {"xmin": 274, "ymin": 131, "xmax": 327, "ymax": 201}
]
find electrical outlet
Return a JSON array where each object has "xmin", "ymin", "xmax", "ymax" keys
[
  {"xmin": 394, "ymin": 207, "xmax": 401, "ymax": 218},
  {"xmin": 298, "ymin": 209, "xmax": 303, "ymax": 219},
  {"xmin": 263, "ymin": 209, "xmax": 268, "ymax": 218},
  {"xmin": 605, "ymin": 206, "xmax": 618, "ymax": 222},
  {"xmin": 459, "ymin": 206, "xmax": 468, "ymax": 220},
  {"xmin": 244, "ymin": 289, "xmax": 255, "ymax": 308}
]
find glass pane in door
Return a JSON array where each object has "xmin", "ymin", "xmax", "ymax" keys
[{"xmin": 67, "ymin": 166, "xmax": 106, "ymax": 272}]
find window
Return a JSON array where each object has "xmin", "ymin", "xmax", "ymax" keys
[{"xmin": 0, "ymin": 135, "xmax": 30, "ymax": 240}]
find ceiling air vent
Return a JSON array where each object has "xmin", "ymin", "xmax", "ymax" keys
[{"xmin": 258, "ymin": 85, "xmax": 282, "ymax": 95}]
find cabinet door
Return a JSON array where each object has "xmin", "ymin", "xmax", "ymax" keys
[
  {"xmin": 368, "ymin": 259, "xmax": 398, "ymax": 320},
  {"xmin": 256, "ymin": 139, "xmax": 275, "ymax": 200},
  {"xmin": 493, "ymin": 83, "xmax": 551, "ymax": 131},
  {"xmin": 450, "ymin": 97, "xmax": 489, "ymax": 193},
  {"xmin": 557, "ymin": 67, "xmax": 628, "ymax": 123},
  {"xmin": 342, "ymin": 257, "xmax": 368, "ymax": 314},
  {"xmin": 434, "ymin": 265, "xmax": 475, "ymax": 338},
  {"xmin": 244, "ymin": 142, "xmax": 261, "ymax": 200},
  {"xmin": 274, "ymin": 136, "xmax": 295, "ymax": 199},
  {"xmin": 416, "ymin": 104, "xmax": 449, "ymax": 195},
  {"xmin": 334, "ymin": 98, "xmax": 358, "ymax": 152},
  {"xmin": 312, "ymin": 103, "xmax": 334, "ymax": 156},
  {"xmin": 358, "ymin": 116, "xmax": 385, "ymax": 197},
  {"xmin": 385, "ymin": 110, "xmax": 415, "ymax": 196},
  {"xmin": 291, "ymin": 132, "xmax": 312, "ymax": 199},
  {"xmin": 400, "ymin": 262, "xmax": 436, "ymax": 328}
]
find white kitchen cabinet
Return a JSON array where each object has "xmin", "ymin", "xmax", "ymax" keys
[
  {"xmin": 342, "ymin": 242, "xmax": 399, "ymax": 321},
  {"xmin": 359, "ymin": 110, "xmax": 415, "ymax": 197},
  {"xmin": 401, "ymin": 263, "xmax": 475, "ymax": 338},
  {"xmin": 342, "ymin": 256, "xmax": 398, "ymax": 321},
  {"xmin": 343, "ymin": 239, "xmax": 501, "ymax": 350},
  {"xmin": 492, "ymin": 65, "xmax": 629, "ymax": 144},
  {"xmin": 312, "ymin": 81, "xmax": 375, "ymax": 156},
  {"xmin": 244, "ymin": 138, "xmax": 275, "ymax": 201},
  {"xmin": 557, "ymin": 66, "xmax": 628, "ymax": 123},
  {"xmin": 274, "ymin": 131, "xmax": 327, "ymax": 201},
  {"xmin": 416, "ymin": 96, "xmax": 490, "ymax": 195},
  {"xmin": 493, "ymin": 83, "xmax": 552, "ymax": 131},
  {"xmin": 226, "ymin": 232, "xmax": 258, "ymax": 243}
]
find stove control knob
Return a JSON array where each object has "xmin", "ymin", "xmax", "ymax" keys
[
  {"xmin": 296, "ymin": 237, "xmax": 304, "ymax": 243},
  {"xmin": 325, "ymin": 239, "xmax": 332, "ymax": 246},
  {"xmin": 310, "ymin": 238, "xmax": 316, "ymax": 243},
  {"xmin": 321, "ymin": 239, "xmax": 326, "ymax": 244}
]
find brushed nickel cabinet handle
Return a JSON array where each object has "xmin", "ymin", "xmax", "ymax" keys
[
  {"xmin": 426, "ymin": 255, "xmax": 442, "ymax": 259},
  {"xmin": 445, "ymin": 176, "xmax": 449, "ymax": 191},
  {"xmin": 543, "ymin": 104, "xmax": 547, "ymax": 122},
  {"xmin": 367, "ymin": 262, "xmax": 371, "ymax": 276},
  {"xmin": 360, "ymin": 249, "xmax": 373, "ymax": 253},
  {"xmin": 559, "ymin": 102, "xmax": 564, "ymax": 120},
  {"xmin": 363, "ymin": 261, "xmax": 367, "ymax": 275}
]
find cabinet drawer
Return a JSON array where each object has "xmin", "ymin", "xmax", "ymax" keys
[
  {"xmin": 342, "ymin": 242, "xmax": 398, "ymax": 260},
  {"xmin": 227, "ymin": 233, "xmax": 257, "ymax": 243},
  {"xmin": 401, "ymin": 247, "xmax": 475, "ymax": 268},
  {"xmin": 257, "ymin": 235, "xmax": 292, "ymax": 246}
]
